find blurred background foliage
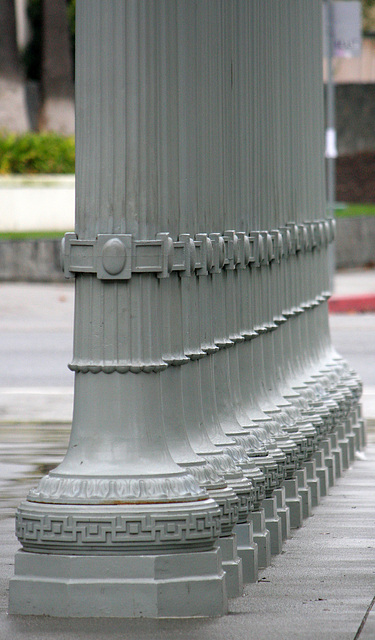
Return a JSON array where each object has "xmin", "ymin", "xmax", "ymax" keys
[
  {"xmin": 0, "ymin": 132, "xmax": 75, "ymax": 174},
  {"xmin": 363, "ymin": 0, "xmax": 375, "ymax": 32}
]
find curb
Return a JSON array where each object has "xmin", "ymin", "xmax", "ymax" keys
[
  {"xmin": 329, "ymin": 293, "xmax": 375, "ymax": 313},
  {"xmin": 0, "ymin": 238, "xmax": 65, "ymax": 282}
]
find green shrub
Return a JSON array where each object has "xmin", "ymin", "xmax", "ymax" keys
[{"xmin": 0, "ymin": 132, "xmax": 75, "ymax": 174}]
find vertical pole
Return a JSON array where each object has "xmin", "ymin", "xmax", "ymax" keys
[
  {"xmin": 326, "ymin": 0, "xmax": 337, "ymax": 218},
  {"xmin": 326, "ymin": 0, "xmax": 337, "ymax": 285}
]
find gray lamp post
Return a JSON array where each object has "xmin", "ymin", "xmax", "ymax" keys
[{"xmin": 9, "ymin": 1, "xmax": 229, "ymax": 618}]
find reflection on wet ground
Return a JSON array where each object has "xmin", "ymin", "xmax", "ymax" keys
[{"xmin": 0, "ymin": 423, "xmax": 71, "ymax": 520}]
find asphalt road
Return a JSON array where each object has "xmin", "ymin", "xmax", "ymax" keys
[
  {"xmin": 329, "ymin": 312, "xmax": 375, "ymax": 387},
  {"xmin": 0, "ymin": 282, "xmax": 74, "ymax": 388},
  {"xmin": 0, "ymin": 282, "xmax": 373, "ymax": 388}
]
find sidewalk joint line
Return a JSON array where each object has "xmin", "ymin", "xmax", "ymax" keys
[{"xmin": 353, "ymin": 594, "xmax": 375, "ymax": 639}]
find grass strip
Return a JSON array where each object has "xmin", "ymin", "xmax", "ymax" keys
[
  {"xmin": 0, "ymin": 231, "xmax": 65, "ymax": 241},
  {"xmin": 335, "ymin": 203, "xmax": 375, "ymax": 218}
]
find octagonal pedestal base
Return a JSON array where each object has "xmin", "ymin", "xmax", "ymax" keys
[
  {"xmin": 274, "ymin": 487, "xmax": 291, "ymax": 541},
  {"xmin": 9, "ymin": 548, "xmax": 228, "ymax": 618},
  {"xmin": 217, "ymin": 534, "xmax": 243, "ymax": 598},
  {"xmin": 329, "ymin": 433, "xmax": 343, "ymax": 479},
  {"xmin": 344, "ymin": 421, "xmax": 356, "ymax": 462},
  {"xmin": 234, "ymin": 521, "xmax": 258, "ymax": 583},
  {"xmin": 296, "ymin": 469, "xmax": 312, "ymax": 519},
  {"xmin": 263, "ymin": 497, "xmax": 283, "ymax": 555},
  {"xmin": 337, "ymin": 427, "xmax": 350, "ymax": 470},
  {"xmin": 248, "ymin": 509, "xmax": 271, "ymax": 569},
  {"xmin": 313, "ymin": 449, "xmax": 329, "ymax": 497},
  {"xmin": 283, "ymin": 479, "xmax": 303, "ymax": 529},
  {"xmin": 321, "ymin": 438, "xmax": 337, "ymax": 487},
  {"xmin": 357, "ymin": 417, "xmax": 366, "ymax": 449},
  {"xmin": 352, "ymin": 405, "xmax": 366, "ymax": 449},
  {"xmin": 305, "ymin": 460, "xmax": 321, "ymax": 507}
]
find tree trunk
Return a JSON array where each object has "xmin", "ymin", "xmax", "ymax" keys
[
  {"xmin": 39, "ymin": 0, "xmax": 74, "ymax": 135},
  {"xmin": 0, "ymin": 0, "xmax": 30, "ymax": 132}
]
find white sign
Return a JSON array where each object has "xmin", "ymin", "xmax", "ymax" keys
[
  {"xmin": 325, "ymin": 127, "xmax": 338, "ymax": 159},
  {"xmin": 323, "ymin": 1, "xmax": 362, "ymax": 59}
]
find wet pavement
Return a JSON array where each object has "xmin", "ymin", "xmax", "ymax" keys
[{"xmin": 0, "ymin": 423, "xmax": 71, "ymax": 521}]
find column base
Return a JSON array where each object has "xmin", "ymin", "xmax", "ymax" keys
[
  {"xmin": 321, "ymin": 439, "xmax": 336, "ymax": 487},
  {"xmin": 358, "ymin": 418, "xmax": 367, "ymax": 449},
  {"xmin": 344, "ymin": 420, "xmax": 356, "ymax": 462},
  {"xmin": 248, "ymin": 508, "xmax": 271, "ymax": 569},
  {"xmin": 352, "ymin": 405, "xmax": 366, "ymax": 448},
  {"xmin": 274, "ymin": 487, "xmax": 291, "ymax": 541},
  {"xmin": 304, "ymin": 460, "xmax": 321, "ymax": 508},
  {"xmin": 283, "ymin": 479, "xmax": 303, "ymax": 529},
  {"xmin": 351, "ymin": 415, "xmax": 362, "ymax": 451},
  {"xmin": 217, "ymin": 534, "xmax": 243, "ymax": 598},
  {"xmin": 9, "ymin": 548, "xmax": 228, "ymax": 618},
  {"xmin": 263, "ymin": 497, "xmax": 283, "ymax": 555},
  {"xmin": 296, "ymin": 469, "xmax": 312, "ymax": 519},
  {"xmin": 234, "ymin": 521, "xmax": 258, "ymax": 584},
  {"xmin": 337, "ymin": 432, "xmax": 350, "ymax": 470},
  {"xmin": 313, "ymin": 449, "xmax": 329, "ymax": 497},
  {"xmin": 329, "ymin": 433, "xmax": 343, "ymax": 478}
]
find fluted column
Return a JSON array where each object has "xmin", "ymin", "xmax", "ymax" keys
[{"xmin": 9, "ymin": 1, "xmax": 231, "ymax": 618}]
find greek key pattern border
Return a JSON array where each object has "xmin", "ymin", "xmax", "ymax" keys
[{"xmin": 16, "ymin": 506, "xmax": 222, "ymax": 553}]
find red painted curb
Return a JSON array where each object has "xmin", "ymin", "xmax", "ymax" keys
[{"xmin": 329, "ymin": 293, "xmax": 375, "ymax": 314}]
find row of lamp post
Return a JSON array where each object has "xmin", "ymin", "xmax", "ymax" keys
[{"xmin": 9, "ymin": 0, "xmax": 364, "ymax": 618}]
